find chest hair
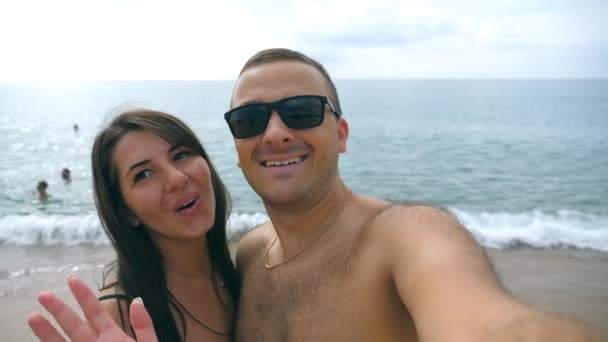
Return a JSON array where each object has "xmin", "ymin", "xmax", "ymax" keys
[{"xmin": 238, "ymin": 222, "xmax": 370, "ymax": 341}]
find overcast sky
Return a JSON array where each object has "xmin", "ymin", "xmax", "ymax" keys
[{"xmin": 1, "ymin": 0, "xmax": 606, "ymax": 80}]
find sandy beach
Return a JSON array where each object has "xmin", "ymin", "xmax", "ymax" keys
[
  {"xmin": 487, "ymin": 248, "xmax": 608, "ymax": 338},
  {"xmin": 1, "ymin": 245, "xmax": 606, "ymax": 341}
]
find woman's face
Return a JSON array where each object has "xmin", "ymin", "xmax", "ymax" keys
[{"xmin": 112, "ymin": 130, "xmax": 216, "ymax": 243}]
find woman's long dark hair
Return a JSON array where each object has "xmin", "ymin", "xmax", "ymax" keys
[{"xmin": 93, "ymin": 109, "xmax": 239, "ymax": 341}]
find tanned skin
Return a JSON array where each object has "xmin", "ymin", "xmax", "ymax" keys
[
  {"xmin": 26, "ymin": 56, "xmax": 597, "ymax": 342},
  {"xmin": 231, "ymin": 60, "xmax": 595, "ymax": 342}
]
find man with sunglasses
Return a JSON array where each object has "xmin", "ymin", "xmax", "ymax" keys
[
  {"xmin": 227, "ymin": 48, "xmax": 594, "ymax": 341},
  {"xmin": 28, "ymin": 49, "xmax": 596, "ymax": 341}
]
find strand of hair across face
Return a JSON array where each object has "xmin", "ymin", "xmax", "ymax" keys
[{"xmin": 264, "ymin": 188, "xmax": 352, "ymax": 269}]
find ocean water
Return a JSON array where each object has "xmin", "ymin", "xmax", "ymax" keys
[{"xmin": 0, "ymin": 80, "xmax": 607, "ymax": 251}]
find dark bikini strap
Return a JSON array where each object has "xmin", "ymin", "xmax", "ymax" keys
[{"xmin": 98, "ymin": 293, "xmax": 128, "ymax": 331}]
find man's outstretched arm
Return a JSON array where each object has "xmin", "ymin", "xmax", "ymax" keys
[
  {"xmin": 386, "ymin": 206, "xmax": 597, "ymax": 341},
  {"xmin": 27, "ymin": 276, "xmax": 158, "ymax": 342}
]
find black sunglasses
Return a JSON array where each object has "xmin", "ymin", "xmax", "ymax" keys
[{"xmin": 224, "ymin": 95, "xmax": 341, "ymax": 139}]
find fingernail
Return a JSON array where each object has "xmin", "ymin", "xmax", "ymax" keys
[{"xmin": 134, "ymin": 297, "xmax": 144, "ymax": 305}]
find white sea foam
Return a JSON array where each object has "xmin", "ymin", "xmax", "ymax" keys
[
  {"xmin": 0, "ymin": 213, "xmax": 107, "ymax": 246},
  {"xmin": 453, "ymin": 209, "xmax": 608, "ymax": 252},
  {"xmin": 226, "ymin": 211, "xmax": 269, "ymax": 237},
  {"xmin": 2, "ymin": 264, "xmax": 104, "ymax": 280},
  {"xmin": 1, "ymin": 210, "xmax": 606, "ymax": 252},
  {"xmin": 0, "ymin": 212, "xmax": 270, "ymax": 246}
]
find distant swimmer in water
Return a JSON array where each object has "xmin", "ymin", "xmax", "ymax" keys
[
  {"xmin": 73, "ymin": 124, "xmax": 79, "ymax": 131},
  {"xmin": 37, "ymin": 181, "xmax": 49, "ymax": 201},
  {"xmin": 61, "ymin": 168, "xmax": 71, "ymax": 183}
]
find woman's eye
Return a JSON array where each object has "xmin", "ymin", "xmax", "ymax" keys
[
  {"xmin": 174, "ymin": 150, "xmax": 191, "ymax": 161},
  {"xmin": 134, "ymin": 169, "xmax": 152, "ymax": 183}
]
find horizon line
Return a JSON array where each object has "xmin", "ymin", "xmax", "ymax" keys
[{"xmin": 1, "ymin": 77, "xmax": 607, "ymax": 83}]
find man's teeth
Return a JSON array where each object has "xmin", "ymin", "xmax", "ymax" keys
[{"xmin": 265, "ymin": 157, "xmax": 303, "ymax": 167}]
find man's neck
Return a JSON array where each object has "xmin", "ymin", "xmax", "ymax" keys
[{"xmin": 264, "ymin": 181, "xmax": 350, "ymax": 258}]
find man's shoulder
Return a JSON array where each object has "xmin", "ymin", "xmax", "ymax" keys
[
  {"xmin": 366, "ymin": 199, "xmax": 458, "ymax": 233},
  {"xmin": 361, "ymin": 199, "xmax": 473, "ymax": 255},
  {"xmin": 239, "ymin": 221, "xmax": 274, "ymax": 246},
  {"xmin": 235, "ymin": 222, "xmax": 274, "ymax": 270},
  {"xmin": 393, "ymin": 202, "xmax": 459, "ymax": 228}
]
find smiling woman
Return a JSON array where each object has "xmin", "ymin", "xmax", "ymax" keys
[
  {"xmin": 27, "ymin": 109, "xmax": 240, "ymax": 342},
  {"xmin": 112, "ymin": 130, "xmax": 217, "ymax": 240}
]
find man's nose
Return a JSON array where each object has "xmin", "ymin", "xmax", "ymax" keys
[{"xmin": 261, "ymin": 110, "xmax": 293, "ymax": 147}]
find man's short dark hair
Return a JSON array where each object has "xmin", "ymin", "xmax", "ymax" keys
[{"xmin": 237, "ymin": 48, "xmax": 342, "ymax": 114}]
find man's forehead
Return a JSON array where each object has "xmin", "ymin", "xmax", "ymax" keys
[{"xmin": 231, "ymin": 61, "xmax": 330, "ymax": 106}]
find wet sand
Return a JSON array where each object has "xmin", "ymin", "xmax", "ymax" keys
[
  {"xmin": 487, "ymin": 248, "xmax": 608, "ymax": 338},
  {"xmin": 1, "ymin": 245, "xmax": 606, "ymax": 340}
]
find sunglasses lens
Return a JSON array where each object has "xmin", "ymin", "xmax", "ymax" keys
[
  {"xmin": 280, "ymin": 97, "xmax": 325, "ymax": 129},
  {"xmin": 227, "ymin": 105, "xmax": 269, "ymax": 139},
  {"xmin": 226, "ymin": 96, "xmax": 330, "ymax": 138}
]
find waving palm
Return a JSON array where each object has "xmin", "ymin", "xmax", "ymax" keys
[{"xmin": 27, "ymin": 276, "xmax": 158, "ymax": 342}]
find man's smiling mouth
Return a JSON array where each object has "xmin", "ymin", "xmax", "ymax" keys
[{"xmin": 263, "ymin": 156, "xmax": 306, "ymax": 167}]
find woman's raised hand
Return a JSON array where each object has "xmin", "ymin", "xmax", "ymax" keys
[{"xmin": 27, "ymin": 276, "xmax": 158, "ymax": 342}]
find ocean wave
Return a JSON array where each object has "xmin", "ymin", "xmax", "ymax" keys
[
  {"xmin": 453, "ymin": 209, "xmax": 608, "ymax": 252},
  {"xmin": 0, "ymin": 213, "xmax": 106, "ymax": 246},
  {"xmin": 0, "ymin": 263, "xmax": 104, "ymax": 280},
  {"xmin": 1, "ymin": 210, "xmax": 606, "ymax": 252},
  {"xmin": 0, "ymin": 212, "xmax": 270, "ymax": 246}
]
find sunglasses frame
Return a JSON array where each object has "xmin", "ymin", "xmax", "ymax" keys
[{"xmin": 224, "ymin": 95, "xmax": 341, "ymax": 139}]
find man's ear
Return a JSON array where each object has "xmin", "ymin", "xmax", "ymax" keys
[{"xmin": 337, "ymin": 117, "xmax": 349, "ymax": 153}]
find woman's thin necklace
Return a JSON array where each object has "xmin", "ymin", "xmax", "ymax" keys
[
  {"xmin": 265, "ymin": 189, "xmax": 352, "ymax": 270},
  {"xmin": 169, "ymin": 292, "xmax": 231, "ymax": 336},
  {"xmin": 165, "ymin": 267, "xmax": 211, "ymax": 278},
  {"xmin": 166, "ymin": 267, "xmax": 225, "ymax": 286}
]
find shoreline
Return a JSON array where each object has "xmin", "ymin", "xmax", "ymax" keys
[{"xmin": 0, "ymin": 245, "xmax": 606, "ymax": 340}]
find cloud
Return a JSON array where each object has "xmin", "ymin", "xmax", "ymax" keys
[
  {"xmin": 298, "ymin": 22, "xmax": 458, "ymax": 48},
  {"xmin": 0, "ymin": 0, "xmax": 606, "ymax": 79}
]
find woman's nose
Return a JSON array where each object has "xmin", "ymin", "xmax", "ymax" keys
[{"xmin": 164, "ymin": 167, "xmax": 188, "ymax": 192}]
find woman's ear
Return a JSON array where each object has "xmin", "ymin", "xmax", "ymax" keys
[{"xmin": 126, "ymin": 212, "xmax": 141, "ymax": 227}]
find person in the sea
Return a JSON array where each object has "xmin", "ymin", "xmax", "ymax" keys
[
  {"xmin": 27, "ymin": 49, "xmax": 597, "ymax": 341},
  {"xmin": 61, "ymin": 168, "xmax": 71, "ymax": 183},
  {"xmin": 28, "ymin": 109, "xmax": 239, "ymax": 341},
  {"xmin": 37, "ymin": 180, "xmax": 49, "ymax": 201}
]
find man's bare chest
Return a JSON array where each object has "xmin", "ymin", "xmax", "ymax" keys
[{"xmin": 234, "ymin": 230, "xmax": 400, "ymax": 340}]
